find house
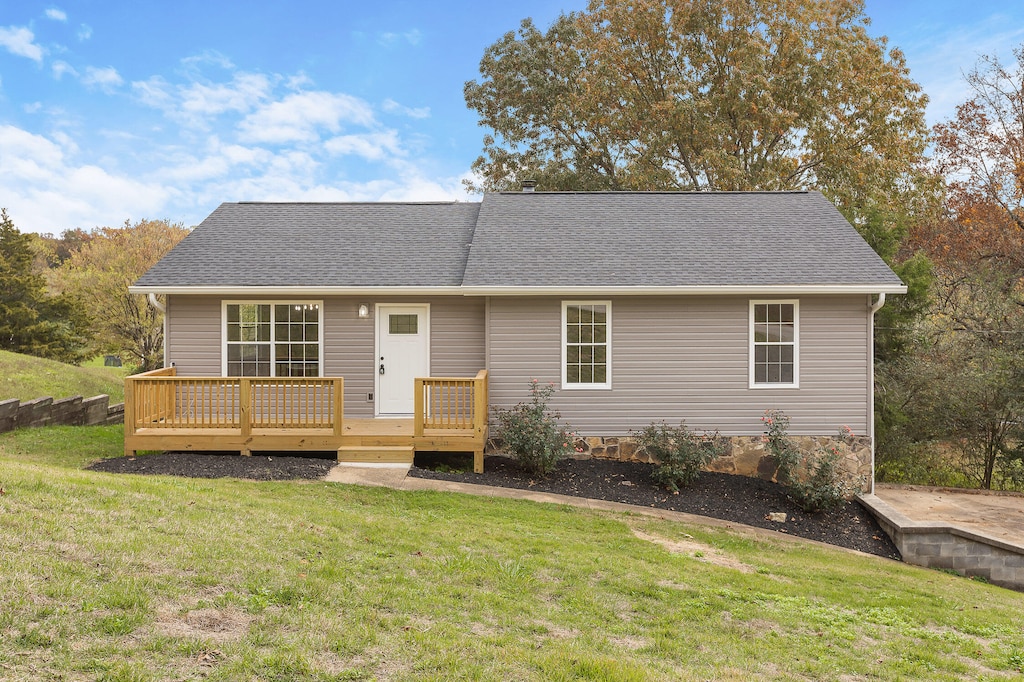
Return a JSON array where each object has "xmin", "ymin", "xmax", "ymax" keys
[{"xmin": 126, "ymin": 190, "xmax": 905, "ymax": 487}]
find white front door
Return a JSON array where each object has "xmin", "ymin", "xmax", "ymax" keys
[{"xmin": 376, "ymin": 304, "xmax": 429, "ymax": 415}]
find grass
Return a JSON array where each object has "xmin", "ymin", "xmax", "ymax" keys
[
  {"xmin": 1, "ymin": 426, "xmax": 1023, "ymax": 680},
  {"xmin": 0, "ymin": 349, "xmax": 128, "ymax": 403}
]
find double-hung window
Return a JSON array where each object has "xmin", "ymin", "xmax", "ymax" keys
[
  {"xmin": 750, "ymin": 300, "xmax": 798, "ymax": 387},
  {"xmin": 224, "ymin": 302, "xmax": 322, "ymax": 377},
  {"xmin": 562, "ymin": 301, "xmax": 611, "ymax": 389}
]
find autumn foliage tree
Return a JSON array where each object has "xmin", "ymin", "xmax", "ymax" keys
[
  {"xmin": 465, "ymin": 0, "xmax": 935, "ymax": 228},
  {"xmin": 915, "ymin": 47, "xmax": 1024, "ymax": 268},
  {"xmin": 881, "ymin": 47, "xmax": 1024, "ymax": 489},
  {"xmin": 57, "ymin": 219, "xmax": 189, "ymax": 371}
]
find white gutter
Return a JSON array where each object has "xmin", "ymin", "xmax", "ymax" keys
[
  {"xmin": 130, "ymin": 284, "xmax": 909, "ymax": 297},
  {"xmin": 868, "ymin": 292, "xmax": 886, "ymax": 495},
  {"xmin": 146, "ymin": 292, "xmax": 166, "ymax": 313}
]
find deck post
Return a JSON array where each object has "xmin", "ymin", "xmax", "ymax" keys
[
  {"xmin": 333, "ymin": 377, "xmax": 344, "ymax": 437},
  {"xmin": 239, "ymin": 378, "xmax": 252, "ymax": 456},
  {"xmin": 414, "ymin": 378, "xmax": 425, "ymax": 437},
  {"xmin": 473, "ymin": 370, "xmax": 488, "ymax": 474},
  {"xmin": 123, "ymin": 375, "xmax": 136, "ymax": 457}
]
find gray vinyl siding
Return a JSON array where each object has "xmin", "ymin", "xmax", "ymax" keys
[
  {"xmin": 165, "ymin": 295, "xmax": 222, "ymax": 375},
  {"xmin": 163, "ymin": 295, "xmax": 485, "ymax": 418},
  {"xmin": 487, "ymin": 295, "xmax": 871, "ymax": 436}
]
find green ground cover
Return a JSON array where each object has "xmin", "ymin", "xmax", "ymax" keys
[
  {"xmin": 0, "ymin": 349, "xmax": 128, "ymax": 403},
  {"xmin": 1, "ymin": 425, "xmax": 1022, "ymax": 681}
]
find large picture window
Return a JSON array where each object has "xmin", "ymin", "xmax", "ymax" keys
[
  {"xmin": 562, "ymin": 301, "xmax": 611, "ymax": 389},
  {"xmin": 750, "ymin": 300, "xmax": 798, "ymax": 387},
  {"xmin": 224, "ymin": 302, "xmax": 322, "ymax": 377}
]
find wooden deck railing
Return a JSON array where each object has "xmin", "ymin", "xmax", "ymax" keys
[
  {"xmin": 414, "ymin": 369, "xmax": 489, "ymax": 436},
  {"xmin": 125, "ymin": 367, "xmax": 344, "ymax": 435}
]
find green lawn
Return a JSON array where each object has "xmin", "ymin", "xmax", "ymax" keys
[
  {"xmin": 1, "ymin": 426, "xmax": 1023, "ymax": 681},
  {"xmin": 0, "ymin": 349, "xmax": 128, "ymax": 403}
]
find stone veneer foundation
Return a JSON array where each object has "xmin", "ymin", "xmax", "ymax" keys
[{"xmin": 490, "ymin": 433, "xmax": 873, "ymax": 493}]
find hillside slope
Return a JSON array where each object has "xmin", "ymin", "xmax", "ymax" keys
[{"xmin": 0, "ymin": 349, "xmax": 127, "ymax": 402}]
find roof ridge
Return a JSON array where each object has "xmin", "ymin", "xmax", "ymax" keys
[{"xmin": 233, "ymin": 201, "xmax": 475, "ymax": 206}]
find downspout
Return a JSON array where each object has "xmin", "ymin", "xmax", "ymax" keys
[
  {"xmin": 868, "ymin": 293, "xmax": 886, "ymax": 494},
  {"xmin": 146, "ymin": 293, "xmax": 168, "ymax": 368}
]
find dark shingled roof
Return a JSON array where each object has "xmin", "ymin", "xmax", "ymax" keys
[
  {"xmin": 462, "ymin": 191, "xmax": 904, "ymax": 288},
  {"xmin": 134, "ymin": 192, "xmax": 904, "ymax": 290},
  {"xmin": 135, "ymin": 202, "xmax": 480, "ymax": 287}
]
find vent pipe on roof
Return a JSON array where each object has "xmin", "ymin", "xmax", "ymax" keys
[{"xmin": 521, "ymin": 180, "xmax": 537, "ymax": 192}]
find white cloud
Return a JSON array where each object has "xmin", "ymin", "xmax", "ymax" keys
[
  {"xmin": 180, "ymin": 72, "xmax": 272, "ymax": 117},
  {"xmin": 77, "ymin": 24, "xmax": 91, "ymax": 41},
  {"xmin": 237, "ymin": 91, "xmax": 375, "ymax": 144},
  {"xmin": 377, "ymin": 29, "xmax": 422, "ymax": 47},
  {"xmin": 23, "ymin": 102, "xmax": 42, "ymax": 113},
  {"xmin": 382, "ymin": 98, "xmax": 430, "ymax": 119},
  {"xmin": 0, "ymin": 125, "xmax": 170, "ymax": 233},
  {"xmin": 325, "ymin": 131, "xmax": 403, "ymax": 161},
  {"xmin": 82, "ymin": 66, "xmax": 124, "ymax": 92},
  {"xmin": 133, "ymin": 71, "xmax": 274, "ymax": 128},
  {"xmin": 51, "ymin": 60, "xmax": 78, "ymax": 80},
  {"xmin": 45, "ymin": 8, "xmax": 68, "ymax": 21},
  {"xmin": 0, "ymin": 26, "xmax": 44, "ymax": 62}
]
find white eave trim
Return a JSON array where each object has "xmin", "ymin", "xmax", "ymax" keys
[
  {"xmin": 129, "ymin": 285, "xmax": 467, "ymax": 296},
  {"xmin": 458, "ymin": 284, "xmax": 908, "ymax": 296},
  {"xmin": 130, "ymin": 283, "xmax": 908, "ymax": 297}
]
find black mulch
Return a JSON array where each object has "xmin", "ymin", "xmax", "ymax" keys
[
  {"xmin": 86, "ymin": 451, "xmax": 900, "ymax": 560},
  {"xmin": 409, "ymin": 454, "xmax": 901, "ymax": 560},
  {"xmin": 87, "ymin": 451, "xmax": 336, "ymax": 481}
]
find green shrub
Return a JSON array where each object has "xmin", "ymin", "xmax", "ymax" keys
[
  {"xmin": 493, "ymin": 380, "xmax": 577, "ymax": 477},
  {"xmin": 762, "ymin": 409, "xmax": 859, "ymax": 512},
  {"xmin": 635, "ymin": 421, "xmax": 728, "ymax": 491}
]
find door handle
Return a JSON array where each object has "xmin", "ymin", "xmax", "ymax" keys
[{"xmin": 379, "ymin": 356, "xmax": 385, "ymax": 375}]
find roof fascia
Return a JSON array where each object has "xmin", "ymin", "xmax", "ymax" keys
[
  {"xmin": 133, "ymin": 283, "xmax": 908, "ymax": 297},
  {"xmin": 458, "ymin": 284, "xmax": 908, "ymax": 296},
  {"xmin": 129, "ymin": 286, "xmax": 466, "ymax": 296}
]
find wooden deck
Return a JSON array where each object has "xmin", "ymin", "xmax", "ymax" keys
[{"xmin": 124, "ymin": 369, "xmax": 488, "ymax": 472}]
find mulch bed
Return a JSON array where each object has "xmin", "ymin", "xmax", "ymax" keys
[
  {"xmin": 409, "ymin": 454, "xmax": 901, "ymax": 560},
  {"xmin": 87, "ymin": 451, "xmax": 336, "ymax": 481},
  {"xmin": 86, "ymin": 451, "xmax": 900, "ymax": 560}
]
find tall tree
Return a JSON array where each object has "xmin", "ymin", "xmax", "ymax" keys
[
  {"xmin": 465, "ymin": 0, "xmax": 935, "ymax": 226},
  {"xmin": 920, "ymin": 47, "xmax": 1024, "ymax": 269},
  {"xmin": 0, "ymin": 209, "xmax": 89, "ymax": 363},
  {"xmin": 58, "ymin": 219, "xmax": 189, "ymax": 371}
]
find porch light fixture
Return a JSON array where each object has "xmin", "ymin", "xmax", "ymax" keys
[{"xmin": 358, "ymin": 303, "xmax": 370, "ymax": 319}]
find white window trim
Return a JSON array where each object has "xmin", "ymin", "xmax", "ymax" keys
[
  {"xmin": 561, "ymin": 300, "xmax": 612, "ymax": 390},
  {"xmin": 749, "ymin": 299, "xmax": 799, "ymax": 389},
  {"xmin": 221, "ymin": 300, "xmax": 325, "ymax": 377}
]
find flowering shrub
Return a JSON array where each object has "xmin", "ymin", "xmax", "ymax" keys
[
  {"xmin": 635, "ymin": 421, "xmax": 728, "ymax": 491},
  {"xmin": 494, "ymin": 380, "xmax": 577, "ymax": 477},
  {"xmin": 762, "ymin": 409, "xmax": 859, "ymax": 512}
]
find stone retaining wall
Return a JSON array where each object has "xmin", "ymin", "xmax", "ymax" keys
[
  {"xmin": 0, "ymin": 395, "xmax": 125, "ymax": 434},
  {"xmin": 489, "ymin": 432, "xmax": 873, "ymax": 492}
]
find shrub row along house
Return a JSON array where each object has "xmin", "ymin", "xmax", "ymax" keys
[{"xmin": 126, "ymin": 190, "xmax": 905, "ymax": 488}]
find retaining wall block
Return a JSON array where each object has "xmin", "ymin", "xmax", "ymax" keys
[
  {"xmin": 104, "ymin": 402, "xmax": 125, "ymax": 425},
  {"xmin": 82, "ymin": 395, "xmax": 110, "ymax": 425},
  {"xmin": 0, "ymin": 399, "xmax": 19, "ymax": 433},
  {"xmin": 51, "ymin": 395, "xmax": 86, "ymax": 426},
  {"xmin": 16, "ymin": 397, "xmax": 53, "ymax": 429}
]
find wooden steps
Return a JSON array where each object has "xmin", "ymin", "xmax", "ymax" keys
[{"xmin": 337, "ymin": 445, "xmax": 415, "ymax": 464}]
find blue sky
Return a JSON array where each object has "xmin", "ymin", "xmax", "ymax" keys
[{"xmin": 2, "ymin": 1, "xmax": 1024, "ymax": 234}]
